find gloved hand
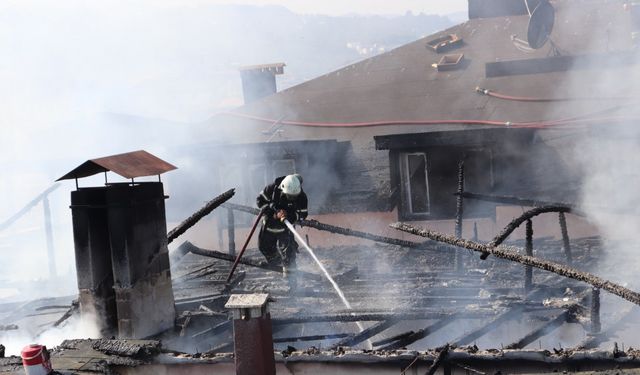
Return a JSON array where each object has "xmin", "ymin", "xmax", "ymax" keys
[
  {"xmin": 261, "ymin": 203, "xmax": 276, "ymax": 217},
  {"xmin": 275, "ymin": 209, "xmax": 287, "ymax": 222}
]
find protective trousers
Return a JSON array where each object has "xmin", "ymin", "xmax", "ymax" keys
[{"xmin": 258, "ymin": 224, "xmax": 298, "ymax": 269}]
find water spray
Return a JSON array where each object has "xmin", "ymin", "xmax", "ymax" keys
[{"xmin": 283, "ymin": 219, "xmax": 366, "ymax": 334}]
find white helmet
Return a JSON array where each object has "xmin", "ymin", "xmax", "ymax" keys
[{"xmin": 280, "ymin": 174, "xmax": 301, "ymax": 197}]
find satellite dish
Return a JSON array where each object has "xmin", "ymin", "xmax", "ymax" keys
[{"xmin": 527, "ymin": 0, "xmax": 555, "ymax": 49}]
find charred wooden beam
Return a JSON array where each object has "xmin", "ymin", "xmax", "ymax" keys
[
  {"xmin": 222, "ymin": 271, "xmax": 246, "ymax": 294},
  {"xmin": 329, "ymin": 319, "xmax": 400, "ymax": 349},
  {"xmin": 0, "ymin": 184, "xmax": 60, "ymax": 232},
  {"xmin": 227, "ymin": 208, "xmax": 236, "ymax": 255},
  {"xmin": 481, "ymin": 205, "xmax": 572, "ymax": 259},
  {"xmin": 192, "ymin": 319, "xmax": 232, "ymax": 340},
  {"xmin": 180, "ymin": 316, "xmax": 191, "ymax": 337},
  {"xmin": 390, "ymin": 222, "xmax": 640, "ymax": 306},
  {"xmin": 175, "ymin": 293, "xmax": 227, "ymax": 312},
  {"xmin": 457, "ymin": 191, "xmax": 576, "ymax": 211},
  {"xmin": 274, "ymin": 333, "xmax": 350, "ymax": 343},
  {"xmin": 426, "ymin": 344, "xmax": 451, "ymax": 375},
  {"xmin": 167, "ymin": 189, "xmax": 235, "ymax": 244},
  {"xmin": 53, "ymin": 303, "xmax": 78, "ymax": 328},
  {"xmin": 221, "ymin": 202, "xmax": 437, "ymax": 251},
  {"xmin": 591, "ymin": 287, "xmax": 601, "ymax": 334},
  {"xmin": 35, "ymin": 305, "xmax": 72, "ymax": 311},
  {"xmin": 559, "ymin": 212, "xmax": 573, "ymax": 265},
  {"xmin": 299, "ymin": 219, "xmax": 438, "ymax": 250},
  {"xmin": 378, "ymin": 314, "xmax": 459, "ymax": 350},
  {"xmin": 455, "ymin": 160, "xmax": 465, "ymax": 272},
  {"xmin": 178, "ymin": 241, "xmax": 320, "ymax": 280},
  {"xmin": 178, "ymin": 241, "xmax": 275, "ymax": 270},
  {"xmin": 372, "ymin": 331, "xmax": 415, "ymax": 347},
  {"xmin": 178, "ymin": 310, "xmax": 227, "ymax": 319},
  {"xmin": 525, "ymin": 219, "xmax": 533, "ymax": 292},
  {"xmin": 576, "ymin": 306, "xmax": 637, "ymax": 349},
  {"xmin": 273, "ymin": 311, "xmax": 488, "ymax": 325},
  {"xmin": 205, "ymin": 341, "xmax": 233, "ymax": 354},
  {"xmin": 505, "ymin": 304, "xmax": 582, "ymax": 349},
  {"xmin": 452, "ymin": 306, "xmax": 524, "ymax": 346}
]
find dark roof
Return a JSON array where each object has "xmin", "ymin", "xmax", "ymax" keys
[
  {"xmin": 208, "ymin": 0, "xmax": 637, "ymax": 143},
  {"xmin": 57, "ymin": 150, "xmax": 177, "ymax": 181}
]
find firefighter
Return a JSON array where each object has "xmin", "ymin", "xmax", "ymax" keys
[{"xmin": 256, "ymin": 174, "xmax": 308, "ymax": 275}]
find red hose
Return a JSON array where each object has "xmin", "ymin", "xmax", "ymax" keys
[
  {"xmin": 226, "ymin": 213, "xmax": 262, "ymax": 283},
  {"xmin": 222, "ymin": 111, "xmax": 511, "ymax": 128},
  {"xmin": 475, "ymin": 86, "xmax": 632, "ymax": 103},
  {"xmin": 222, "ymin": 110, "xmax": 640, "ymax": 130}
]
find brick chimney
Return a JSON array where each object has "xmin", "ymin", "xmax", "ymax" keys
[{"xmin": 225, "ymin": 293, "xmax": 276, "ymax": 375}]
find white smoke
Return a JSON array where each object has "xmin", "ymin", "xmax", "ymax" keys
[{"xmin": 0, "ymin": 312, "xmax": 101, "ymax": 356}]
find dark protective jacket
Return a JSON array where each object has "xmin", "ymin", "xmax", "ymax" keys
[{"xmin": 256, "ymin": 176, "xmax": 308, "ymax": 233}]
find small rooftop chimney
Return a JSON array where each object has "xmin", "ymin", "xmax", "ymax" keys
[
  {"xmin": 225, "ymin": 293, "xmax": 276, "ymax": 375},
  {"xmin": 239, "ymin": 63, "xmax": 285, "ymax": 104}
]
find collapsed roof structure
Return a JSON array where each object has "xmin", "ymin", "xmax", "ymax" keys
[{"xmin": 4, "ymin": 0, "xmax": 640, "ymax": 374}]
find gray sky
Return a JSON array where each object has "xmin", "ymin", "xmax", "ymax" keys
[{"xmin": 157, "ymin": 0, "xmax": 468, "ymax": 15}]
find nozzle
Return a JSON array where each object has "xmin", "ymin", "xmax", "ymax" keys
[{"xmin": 475, "ymin": 86, "xmax": 490, "ymax": 95}]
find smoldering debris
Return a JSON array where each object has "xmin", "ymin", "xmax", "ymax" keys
[{"xmin": 390, "ymin": 222, "xmax": 640, "ymax": 306}]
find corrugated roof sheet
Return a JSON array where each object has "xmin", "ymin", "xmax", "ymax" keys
[{"xmin": 57, "ymin": 150, "xmax": 177, "ymax": 181}]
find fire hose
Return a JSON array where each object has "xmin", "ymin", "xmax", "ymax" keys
[
  {"xmin": 283, "ymin": 219, "xmax": 366, "ymax": 334},
  {"xmin": 225, "ymin": 213, "xmax": 263, "ymax": 282},
  {"xmin": 283, "ymin": 219, "xmax": 354, "ymax": 310}
]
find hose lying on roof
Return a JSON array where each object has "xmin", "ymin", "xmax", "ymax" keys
[
  {"xmin": 474, "ymin": 86, "xmax": 632, "ymax": 103},
  {"xmin": 222, "ymin": 110, "xmax": 640, "ymax": 130}
]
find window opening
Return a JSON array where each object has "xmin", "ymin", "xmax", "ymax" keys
[
  {"xmin": 271, "ymin": 159, "xmax": 296, "ymax": 179},
  {"xmin": 401, "ymin": 153, "xmax": 430, "ymax": 214}
]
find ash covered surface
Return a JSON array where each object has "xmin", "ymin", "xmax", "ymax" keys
[{"xmin": 166, "ymin": 235, "xmax": 620, "ymax": 355}]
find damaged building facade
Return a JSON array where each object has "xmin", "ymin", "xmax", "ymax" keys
[{"xmin": 179, "ymin": 0, "xmax": 640, "ymax": 247}]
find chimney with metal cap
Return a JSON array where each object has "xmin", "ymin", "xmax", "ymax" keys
[
  {"xmin": 239, "ymin": 63, "xmax": 285, "ymax": 104},
  {"xmin": 60, "ymin": 150, "xmax": 177, "ymax": 338},
  {"xmin": 225, "ymin": 293, "xmax": 276, "ymax": 375}
]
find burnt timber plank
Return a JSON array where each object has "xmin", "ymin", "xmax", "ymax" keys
[
  {"xmin": 378, "ymin": 314, "xmax": 460, "ymax": 350},
  {"xmin": 452, "ymin": 306, "xmax": 524, "ymax": 346},
  {"xmin": 329, "ymin": 319, "xmax": 401, "ymax": 349},
  {"xmin": 504, "ymin": 305, "xmax": 581, "ymax": 349}
]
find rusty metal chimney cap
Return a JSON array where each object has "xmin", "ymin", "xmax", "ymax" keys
[
  {"xmin": 56, "ymin": 150, "xmax": 177, "ymax": 181},
  {"xmin": 225, "ymin": 293, "xmax": 270, "ymax": 309}
]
